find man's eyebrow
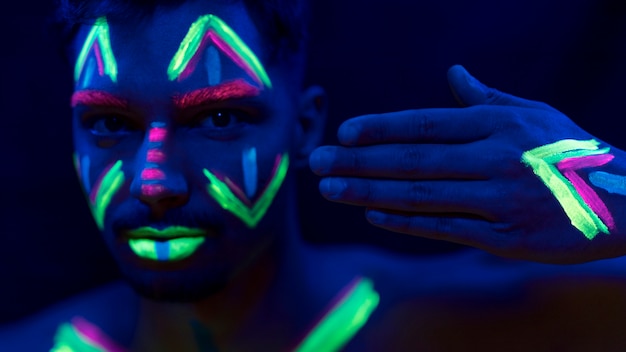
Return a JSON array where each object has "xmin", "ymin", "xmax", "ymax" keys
[
  {"xmin": 172, "ymin": 79, "xmax": 261, "ymax": 109},
  {"xmin": 71, "ymin": 90, "xmax": 128, "ymax": 108}
]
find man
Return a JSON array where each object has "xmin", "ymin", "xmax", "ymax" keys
[{"xmin": 3, "ymin": 0, "xmax": 626, "ymax": 350}]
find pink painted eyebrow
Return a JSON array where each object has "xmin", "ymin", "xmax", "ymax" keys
[
  {"xmin": 172, "ymin": 79, "xmax": 260, "ymax": 109},
  {"xmin": 71, "ymin": 90, "xmax": 128, "ymax": 108}
]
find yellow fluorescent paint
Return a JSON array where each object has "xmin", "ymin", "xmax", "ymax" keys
[
  {"xmin": 128, "ymin": 237, "xmax": 205, "ymax": 261},
  {"xmin": 521, "ymin": 139, "xmax": 611, "ymax": 240}
]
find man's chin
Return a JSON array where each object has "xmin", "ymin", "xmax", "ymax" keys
[{"xmin": 119, "ymin": 264, "xmax": 229, "ymax": 302}]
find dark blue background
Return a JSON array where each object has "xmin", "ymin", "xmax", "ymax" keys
[{"xmin": 1, "ymin": 0, "xmax": 624, "ymax": 323}]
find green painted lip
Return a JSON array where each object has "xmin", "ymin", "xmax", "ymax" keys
[
  {"xmin": 126, "ymin": 226, "xmax": 207, "ymax": 239},
  {"xmin": 128, "ymin": 237, "xmax": 206, "ymax": 261}
]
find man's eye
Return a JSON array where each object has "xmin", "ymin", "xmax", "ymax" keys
[
  {"xmin": 198, "ymin": 110, "xmax": 242, "ymax": 129},
  {"xmin": 91, "ymin": 115, "xmax": 132, "ymax": 134}
]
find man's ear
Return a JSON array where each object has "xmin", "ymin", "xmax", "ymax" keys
[{"xmin": 293, "ymin": 85, "xmax": 328, "ymax": 168}]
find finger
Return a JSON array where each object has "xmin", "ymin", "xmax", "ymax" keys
[
  {"xmin": 447, "ymin": 64, "xmax": 559, "ymax": 112},
  {"xmin": 318, "ymin": 178, "xmax": 497, "ymax": 220},
  {"xmin": 310, "ymin": 143, "xmax": 493, "ymax": 179},
  {"xmin": 337, "ymin": 107, "xmax": 497, "ymax": 146},
  {"xmin": 365, "ymin": 209, "xmax": 501, "ymax": 251}
]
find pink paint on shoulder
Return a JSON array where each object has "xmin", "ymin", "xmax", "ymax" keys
[{"xmin": 71, "ymin": 316, "xmax": 127, "ymax": 352}]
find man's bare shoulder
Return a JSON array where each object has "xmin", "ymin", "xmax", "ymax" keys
[
  {"xmin": 317, "ymin": 245, "xmax": 626, "ymax": 350},
  {"xmin": 0, "ymin": 281, "xmax": 137, "ymax": 350}
]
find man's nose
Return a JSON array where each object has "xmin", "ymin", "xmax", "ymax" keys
[{"xmin": 130, "ymin": 123, "xmax": 189, "ymax": 218}]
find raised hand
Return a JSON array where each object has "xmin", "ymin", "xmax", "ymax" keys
[{"xmin": 310, "ymin": 65, "xmax": 626, "ymax": 264}]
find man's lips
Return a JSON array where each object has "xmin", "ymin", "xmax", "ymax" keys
[
  {"xmin": 125, "ymin": 226, "xmax": 208, "ymax": 240},
  {"xmin": 123, "ymin": 226, "xmax": 210, "ymax": 262}
]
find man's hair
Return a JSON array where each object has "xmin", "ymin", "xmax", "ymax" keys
[{"xmin": 52, "ymin": 0, "xmax": 311, "ymax": 68}]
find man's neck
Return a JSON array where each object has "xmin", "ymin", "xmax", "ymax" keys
[{"xmin": 129, "ymin": 199, "xmax": 329, "ymax": 351}]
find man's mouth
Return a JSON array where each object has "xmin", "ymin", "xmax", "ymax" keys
[{"xmin": 124, "ymin": 226, "xmax": 208, "ymax": 261}]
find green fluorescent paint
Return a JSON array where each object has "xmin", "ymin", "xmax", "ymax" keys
[
  {"xmin": 521, "ymin": 139, "xmax": 610, "ymax": 240},
  {"xmin": 203, "ymin": 153, "xmax": 289, "ymax": 228},
  {"xmin": 295, "ymin": 277, "xmax": 380, "ymax": 352},
  {"xmin": 128, "ymin": 237, "xmax": 205, "ymax": 261},
  {"xmin": 51, "ymin": 323, "xmax": 103, "ymax": 352},
  {"xmin": 74, "ymin": 16, "xmax": 118, "ymax": 84},
  {"xmin": 91, "ymin": 160, "xmax": 125, "ymax": 230},
  {"xmin": 167, "ymin": 14, "xmax": 272, "ymax": 88},
  {"xmin": 128, "ymin": 226, "xmax": 207, "ymax": 238}
]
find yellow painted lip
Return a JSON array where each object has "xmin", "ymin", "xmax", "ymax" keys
[{"xmin": 126, "ymin": 226, "xmax": 207, "ymax": 240}]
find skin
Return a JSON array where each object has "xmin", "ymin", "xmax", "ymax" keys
[
  {"xmin": 310, "ymin": 65, "xmax": 626, "ymax": 264},
  {"xmin": 70, "ymin": 1, "xmax": 337, "ymax": 349}
]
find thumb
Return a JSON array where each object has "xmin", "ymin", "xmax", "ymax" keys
[{"xmin": 447, "ymin": 64, "xmax": 558, "ymax": 112}]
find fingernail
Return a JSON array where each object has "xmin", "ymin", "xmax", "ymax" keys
[
  {"xmin": 461, "ymin": 66, "xmax": 487, "ymax": 95},
  {"xmin": 338, "ymin": 123, "xmax": 359, "ymax": 145},
  {"xmin": 309, "ymin": 147, "xmax": 333, "ymax": 174},
  {"xmin": 319, "ymin": 178, "xmax": 346, "ymax": 198}
]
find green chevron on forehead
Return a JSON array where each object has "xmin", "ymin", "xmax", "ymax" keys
[
  {"xmin": 75, "ymin": 17, "xmax": 118, "ymax": 84},
  {"xmin": 167, "ymin": 14, "xmax": 272, "ymax": 88}
]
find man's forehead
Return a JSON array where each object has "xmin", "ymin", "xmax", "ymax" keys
[{"xmin": 71, "ymin": 0, "xmax": 269, "ymax": 92}]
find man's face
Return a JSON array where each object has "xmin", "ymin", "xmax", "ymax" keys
[{"xmin": 70, "ymin": 0, "xmax": 302, "ymax": 301}]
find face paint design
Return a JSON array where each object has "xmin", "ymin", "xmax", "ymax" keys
[
  {"xmin": 89, "ymin": 160, "xmax": 125, "ymax": 230},
  {"xmin": 141, "ymin": 123, "xmax": 169, "ymax": 197},
  {"xmin": 590, "ymin": 171, "xmax": 626, "ymax": 196},
  {"xmin": 203, "ymin": 153, "xmax": 289, "ymax": 228},
  {"xmin": 75, "ymin": 17, "xmax": 118, "ymax": 87},
  {"xmin": 127, "ymin": 226, "xmax": 207, "ymax": 261},
  {"xmin": 167, "ymin": 14, "xmax": 272, "ymax": 89},
  {"xmin": 521, "ymin": 139, "xmax": 614, "ymax": 240},
  {"xmin": 52, "ymin": 316, "xmax": 126, "ymax": 352},
  {"xmin": 242, "ymin": 147, "xmax": 258, "ymax": 199},
  {"xmin": 293, "ymin": 277, "xmax": 379, "ymax": 352}
]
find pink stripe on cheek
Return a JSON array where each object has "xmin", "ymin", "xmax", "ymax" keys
[
  {"xmin": 148, "ymin": 128, "xmax": 168, "ymax": 143},
  {"xmin": 141, "ymin": 168, "xmax": 166, "ymax": 180},
  {"xmin": 147, "ymin": 149, "xmax": 166, "ymax": 163},
  {"xmin": 141, "ymin": 184, "xmax": 167, "ymax": 196}
]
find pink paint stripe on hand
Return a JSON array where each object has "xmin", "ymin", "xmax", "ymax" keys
[
  {"xmin": 562, "ymin": 169, "xmax": 615, "ymax": 230},
  {"xmin": 72, "ymin": 316, "xmax": 127, "ymax": 352},
  {"xmin": 557, "ymin": 154, "xmax": 614, "ymax": 171}
]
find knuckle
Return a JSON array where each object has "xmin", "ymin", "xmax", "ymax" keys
[
  {"xmin": 406, "ymin": 182, "xmax": 430, "ymax": 208},
  {"xmin": 433, "ymin": 216, "xmax": 454, "ymax": 235}
]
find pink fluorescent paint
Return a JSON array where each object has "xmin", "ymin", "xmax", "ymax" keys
[
  {"xmin": 557, "ymin": 154, "xmax": 615, "ymax": 171},
  {"xmin": 557, "ymin": 154, "xmax": 616, "ymax": 231},
  {"xmin": 208, "ymin": 32, "xmax": 262, "ymax": 87},
  {"xmin": 71, "ymin": 90, "xmax": 128, "ymax": 108},
  {"xmin": 173, "ymin": 79, "xmax": 260, "ymax": 109},
  {"xmin": 90, "ymin": 162, "xmax": 116, "ymax": 203},
  {"xmin": 141, "ymin": 168, "xmax": 166, "ymax": 181},
  {"xmin": 72, "ymin": 317, "xmax": 126, "ymax": 352},
  {"xmin": 148, "ymin": 128, "xmax": 168, "ymax": 143},
  {"xmin": 146, "ymin": 149, "xmax": 166, "ymax": 163},
  {"xmin": 562, "ymin": 169, "xmax": 615, "ymax": 230},
  {"xmin": 224, "ymin": 177, "xmax": 252, "ymax": 206},
  {"xmin": 141, "ymin": 184, "xmax": 167, "ymax": 197},
  {"xmin": 94, "ymin": 42, "xmax": 105, "ymax": 77}
]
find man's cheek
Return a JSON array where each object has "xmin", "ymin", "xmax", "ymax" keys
[
  {"xmin": 86, "ymin": 159, "xmax": 126, "ymax": 230},
  {"xmin": 202, "ymin": 149, "xmax": 289, "ymax": 228}
]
